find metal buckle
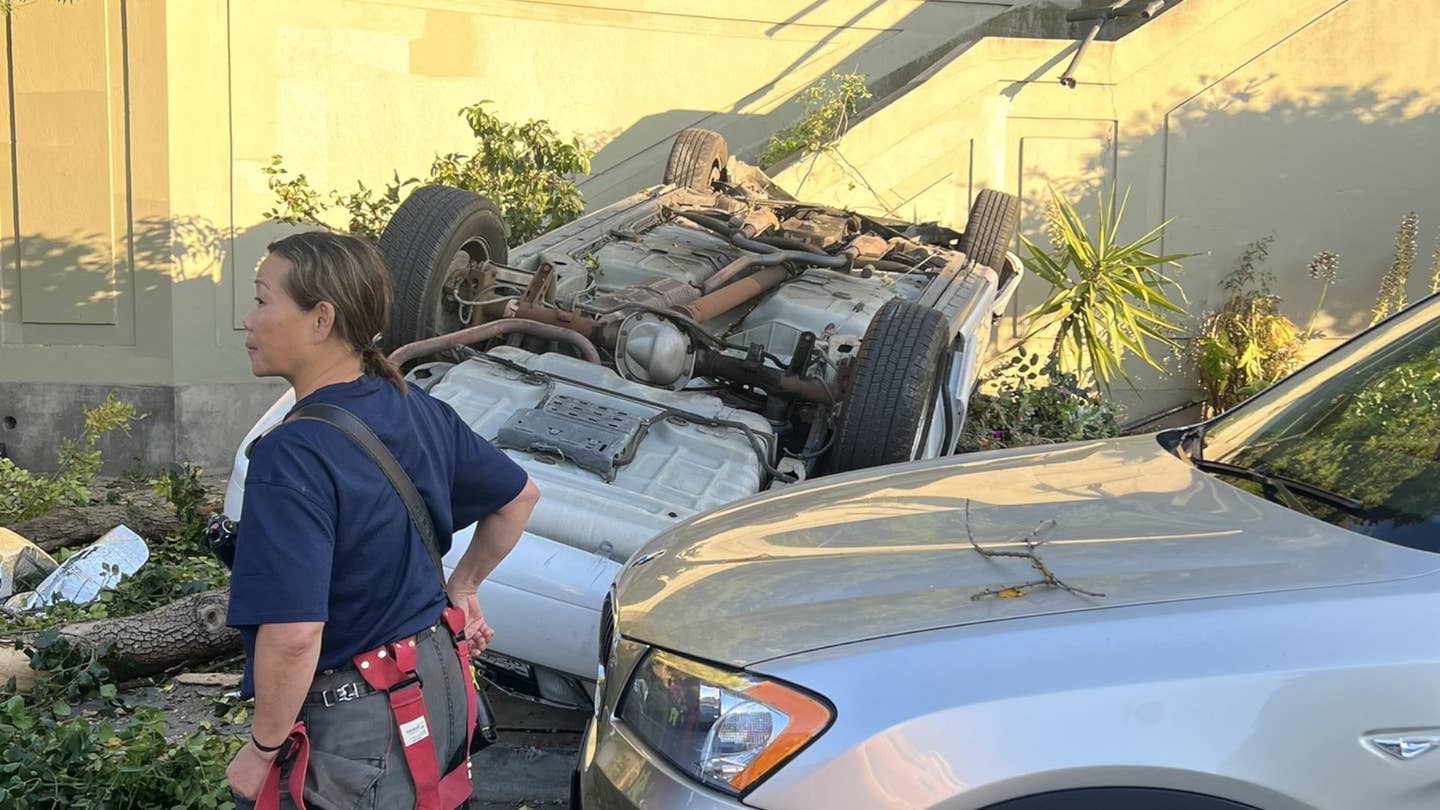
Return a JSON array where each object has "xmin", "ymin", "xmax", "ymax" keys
[
  {"xmin": 386, "ymin": 674, "xmax": 422, "ymax": 695},
  {"xmin": 323, "ymin": 681, "xmax": 363, "ymax": 707}
]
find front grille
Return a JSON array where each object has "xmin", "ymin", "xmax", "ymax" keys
[{"xmin": 598, "ymin": 592, "xmax": 615, "ymax": 665}]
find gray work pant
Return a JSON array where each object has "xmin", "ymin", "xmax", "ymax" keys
[{"xmin": 233, "ymin": 624, "xmax": 472, "ymax": 810}]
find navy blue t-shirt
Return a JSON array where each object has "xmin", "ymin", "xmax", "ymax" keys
[{"xmin": 227, "ymin": 374, "xmax": 528, "ymax": 697}]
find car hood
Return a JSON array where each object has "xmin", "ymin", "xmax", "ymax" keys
[{"xmin": 614, "ymin": 435, "xmax": 1438, "ymax": 668}]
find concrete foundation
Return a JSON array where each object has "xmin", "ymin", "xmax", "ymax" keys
[{"xmin": 0, "ymin": 381, "xmax": 288, "ymax": 475}]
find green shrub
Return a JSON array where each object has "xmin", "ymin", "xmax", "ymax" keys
[
  {"xmin": 0, "ymin": 463, "xmax": 67, "ymax": 529},
  {"xmin": 0, "ymin": 692, "xmax": 240, "ymax": 810},
  {"xmin": 0, "ymin": 464, "xmax": 236, "ymax": 808},
  {"xmin": 960, "ymin": 348, "xmax": 1122, "ymax": 452},
  {"xmin": 97, "ymin": 543, "xmax": 229, "ymax": 621},
  {"xmin": 0, "ymin": 618, "xmax": 240, "ymax": 809},
  {"xmin": 1196, "ymin": 298, "xmax": 1302, "ymax": 414},
  {"xmin": 265, "ymin": 100, "xmax": 591, "ymax": 245},
  {"xmin": 1194, "ymin": 236, "xmax": 1336, "ymax": 414},
  {"xmin": 757, "ymin": 72, "xmax": 872, "ymax": 171},
  {"xmin": 0, "ymin": 396, "xmax": 238, "ymax": 808},
  {"xmin": 150, "ymin": 462, "xmax": 209, "ymax": 541}
]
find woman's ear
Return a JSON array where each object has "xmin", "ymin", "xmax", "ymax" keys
[{"xmin": 312, "ymin": 301, "xmax": 337, "ymax": 342}]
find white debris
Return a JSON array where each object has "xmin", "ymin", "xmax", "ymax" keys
[
  {"xmin": 14, "ymin": 525, "xmax": 149, "ymax": 610},
  {"xmin": 0, "ymin": 527, "xmax": 58, "ymax": 602}
]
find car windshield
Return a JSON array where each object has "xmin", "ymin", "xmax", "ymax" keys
[{"xmin": 1196, "ymin": 297, "xmax": 1440, "ymax": 553}]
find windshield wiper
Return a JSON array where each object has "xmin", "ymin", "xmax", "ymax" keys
[
  {"xmin": 1191, "ymin": 458, "xmax": 1365, "ymax": 515},
  {"xmin": 1177, "ymin": 423, "xmax": 1207, "ymax": 460}
]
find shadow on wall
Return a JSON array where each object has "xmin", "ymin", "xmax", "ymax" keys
[
  {"xmin": 0, "ymin": 215, "xmax": 297, "ymax": 473},
  {"xmin": 724, "ymin": 0, "xmax": 889, "ymax": 117},
  {"xmin": 1161, "ymin": 80, "xmax": 1440, "ymax": 337},
  {"xmin": 577, "ymin": 0, "xmax": 1063, "ymax": 209},
  {"xmin": 1012, "ymin": 78, "xmax": 1440, "ymax": 347},
  {"xmin": 3, "ymin": 215, "xmax": 301, "ymax": 310}
]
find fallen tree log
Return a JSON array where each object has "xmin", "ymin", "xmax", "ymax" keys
[
  {"xmin": 0, "ymin": 587, "xmax": 240, "ymax": 689},
  {"xmin": 10, "ymin": 501, "xmax": 184, "ymax": 554}
]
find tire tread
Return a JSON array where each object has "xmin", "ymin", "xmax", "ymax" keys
[
  {"xmin": 958, "ymin": 189, "xmax": 1021, "ymax": 274},
  {"xmin": 664, "ymin": 129, "xmax": 727, "ymax": 190},
  {"xmin": 827, "ymin": 299, "xmax": 950, "ymax": 473},
  {"xmin": 378, "ymin": 185, "xmax": 506, "ymax": 349}
]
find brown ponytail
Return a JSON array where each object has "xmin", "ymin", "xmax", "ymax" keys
[
  {"xmin": 266, "ymin": 232, "xmax": 409, "ymax": 394},
  {"xmin": 361, "ymin": 344, "xmax": 406, "ymax": 391}
]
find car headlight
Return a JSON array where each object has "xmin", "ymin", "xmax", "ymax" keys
[{"xmin": 619, "ymin": 648, "xmax": 832, "ymax": 795}]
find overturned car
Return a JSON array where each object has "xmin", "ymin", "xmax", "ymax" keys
[{"xmin": 226, "ymin": 129, "xmax": 1022, "ymax": 708}]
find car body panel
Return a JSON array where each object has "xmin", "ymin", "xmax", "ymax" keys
[
  {"xmin": 738, "ymin": 573, "xmax": 1440, "ymax": 810},
  {"xmin": 449, "ymin": 525, "xmax": 617, "ymax": 677},
  {"xmin": 583, "ymin": 573, "xmax": 1440, "ymax": 810},
  {"xmin": 613, "ymin": 434, "xmax": 1438, "ymax": 668}
]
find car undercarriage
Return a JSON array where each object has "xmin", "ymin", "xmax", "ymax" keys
[{"xmin": 227, "ymin": 128, "xmax": 1023, "ymax": 705}]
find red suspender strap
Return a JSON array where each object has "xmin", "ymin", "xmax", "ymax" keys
[
  {"xmin": 353, "ymin": 639, "xmax": 445, "ymax": 810},
  {"xmin": 254, "ymin": 723, "xmax": 311, "ymax": 810},
  {"xmin": 271, "ymin": 621, "xmax": 478, "ymax": 809},
  {"xmin": 437, "ymin": 606, "xmax": 480, "ymax": 807}
]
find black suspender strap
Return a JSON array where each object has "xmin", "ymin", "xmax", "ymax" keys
[{"xmin": 284, "ymin": 403, "xmax": 449, "ymax": 594}]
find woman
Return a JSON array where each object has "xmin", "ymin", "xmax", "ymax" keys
[{"xmin": 225, "ymin": 231, "xmax": 539, "ymax": 808}]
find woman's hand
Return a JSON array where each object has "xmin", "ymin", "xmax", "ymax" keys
[
  {"xmin": 226, "ymin": 739, "xmax": 277, "ymax": 801},
  {"xmin": 448, "ymin": 589, "xmax": 495, "ymax": 655}
]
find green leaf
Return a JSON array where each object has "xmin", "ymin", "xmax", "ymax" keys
[{"xmin": 1020, "ymin": 183, "xmax": 1188, "ymax": 390}]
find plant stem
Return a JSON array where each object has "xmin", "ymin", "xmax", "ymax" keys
[{"xmin": 1303, "ymin": 283, "xmax": 1329, "ymax": 341}]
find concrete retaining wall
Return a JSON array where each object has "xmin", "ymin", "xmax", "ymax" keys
[
  {"xmin": 3, "ymin": 0, "xmax": 1436, "ymax": 467},
  {"xmin": 772, "ymin": 0, "xmax": 1440, "ymax": 413}
]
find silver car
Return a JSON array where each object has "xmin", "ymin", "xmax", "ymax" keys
[{"xmin": 575, "ymin": 292, "xmax": 1440, "ymax": 810}]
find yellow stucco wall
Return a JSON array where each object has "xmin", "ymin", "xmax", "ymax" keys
[
  {"xmin": 0, "ymin": 0, "xmax": 172, "ymax": 384},
  {"xmin": 1, "ymin": 0, "xmax": 1023, "ymax": 387},
  {"xmin": 1, "ymin": 0, "xmax": 1436, "ymax": 421},
  {"xmin": 775, "ymin": 0, "xmax": 1440, "ymax": 411}
]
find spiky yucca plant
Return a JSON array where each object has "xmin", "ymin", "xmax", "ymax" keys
[{"xmin": 1021, "ymin": 185, "xmax": 1190, "ymax": 391}]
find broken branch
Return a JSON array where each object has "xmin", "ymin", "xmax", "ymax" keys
[
  {"xmin": 964, "ymin": 499, "xmax": 1105, "ymax": 600},
  {"xmin": 1, "ymin": 588, "xmax": 241, "ymax": 689}
]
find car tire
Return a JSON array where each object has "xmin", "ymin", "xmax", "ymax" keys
[
  {"xmin": 377, "ymin": 185, "xmax": 509, "ymax": 352},
  {"xmin": 825, "ymin": 298, "xmax": 951, "ymax": 474},
  {"xmin": 958, "ymin": 188, "xmax": 1022, "ymax": 274},
  {"xmin": 663, "ymin": 128, "xmax": 728, "ymax": 191}
]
